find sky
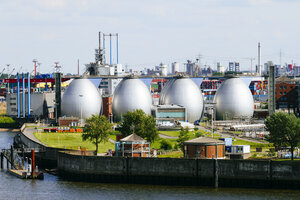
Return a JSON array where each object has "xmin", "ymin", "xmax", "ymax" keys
[{"xmin": 0, "ymin": 0, "xmax": 300, "ymax": 74}]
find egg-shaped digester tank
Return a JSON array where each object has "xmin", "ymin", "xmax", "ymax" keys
[
  {"xmin": 213, "ymin": 77, "xmax": 254, "ymax": 120},
  {"xmin": 159, "ymin": 78, "xmax": 204, "ymax": 123},
  {"xmin": 112, "ymin": 78, "xmax": 152, "ymax": 122},
  {"xmin": 61, "ymin": 78, "xmax": 102, "ymax": 119}
]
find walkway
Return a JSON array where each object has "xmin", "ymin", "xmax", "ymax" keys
[
  {"xmin": 22, "ymin": 127, "xmax": 47, "ymax": 146},
  {"xmin": 159, "ymin": 134, "xmax": 177, "ymax": 139}
]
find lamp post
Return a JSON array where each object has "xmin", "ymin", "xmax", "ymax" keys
[
  {"xmin": 208, "ymin": 103, "xmax": 216, "ymax": 138},
  {"xmin": 79, "ymin": 94, "xmax": 83, "ymax": 124},
  {"xmin": 211, "ymin": 107, "xmax": 214, "ymax": 138}
]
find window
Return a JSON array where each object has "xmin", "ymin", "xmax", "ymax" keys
[{"xmin": 10, "ymin": 103, "xmax": 16, "ymax": 106}]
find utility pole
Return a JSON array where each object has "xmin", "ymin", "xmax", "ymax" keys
[
  {"xmin": 6, "ymin": 64, "xmax": 10, "ymax": 79},
  {"xmin": 77, "ymin": 59, "xmax": 80, "ymax": 76},
  {"xmin": 32, "ymin": 59, "xmax": 38, "ymax": 77},
  {"xmin": 250, "ymin": 57, "xmax": 255, "ymax": 74}
]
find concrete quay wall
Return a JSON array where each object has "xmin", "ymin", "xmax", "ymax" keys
[{"xmin": 57, "ymin": 152, "xmax": 300, "ymax": 189}]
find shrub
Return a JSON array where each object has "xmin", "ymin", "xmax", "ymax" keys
[
  {"xmin": 195, "ymin": 131, "xmax": 204, "ymax": 138},
  {"xmin": 160, "ymin": 139, "xmax": 173, "ymax": 150},
  {"xmin": 173, "ymin": 143, "xmax": 179, "ymax": 150}
]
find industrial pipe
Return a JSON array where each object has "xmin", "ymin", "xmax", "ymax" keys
[
  {"xmin": 22, "ymin": 73, "xmax": 25, "ymax": 118},
  {"xmin": 17, "ymin": 73, "xmax": 20, "ymax": 118},
  {"xmin": 110, "ymin": 33, "xmax": 112, "ymax": 65},
  {"xmin": 103, "ymin": 36, "xmax": 106, "ymax": 64},
  {"xmin": 27, "ymin": 73, "xmax": 30, "ymax": 118},
  {"xmin": 117, "ymin": 33, "xmax": 119, "ymax": 64}
]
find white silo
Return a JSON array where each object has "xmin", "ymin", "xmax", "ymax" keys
[
  {"xmin": 112, "ymin": 77, "xmax": 152, "ymax": 122},
  {"xmin": 159, "ymin": 77, "xmax": 204, "ymax": 123},
  {"xmin": 61, "ymin": 79, "xmax": 102, "ymax": 119},
  {"xmin": 214, "ymin": 77, "xmax": 254, "ymax": 120}
]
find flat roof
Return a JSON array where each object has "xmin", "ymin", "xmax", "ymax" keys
[
  {"xmin": 184, "ymin": 137, "xmax": 225, "ymax": 145},
  {"xmin": 156, "ymin": 104, "xmax": 185, "ymax": 109}
]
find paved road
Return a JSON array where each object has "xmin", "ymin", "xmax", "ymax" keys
[
  {"xmin": 159, "ymin": 134, "xmax": 177, "ymax": 139},
  {"xmin": 22, "ymin": 127, "xmax": 47, "ymax": 146}
]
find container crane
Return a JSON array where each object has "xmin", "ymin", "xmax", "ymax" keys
[
  {"xmin": 4, "ymin": 68, "xmax": 15, "ymax": 92},
  {"xmin": 0, "ymin": 68, "xmax": 6, "ymax": 86}
]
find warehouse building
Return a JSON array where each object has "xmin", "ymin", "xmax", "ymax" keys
[{"xmin": 6, "ymin": 92, "xmax": 56, "ymax": 119}]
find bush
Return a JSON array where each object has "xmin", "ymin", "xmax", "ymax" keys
[
  {"xmin": 267, "ymin": 152, "xmax": 276, "ymax": 157},
  {"xmin": 160, "ymin": 139, "xmax": 173, "ymax": 150},
  {"xmin": 173, "ymin": 143, "xmax": 179, "ymax": 150},
  {"xmin": 194, "ymin": 127, "xmax": 199, "ymax": 131},
  {"xmin": 195, "ymin": 131, "xmax": 204, "ymax": 138},
  {"xmin": 0, "ymin": 116, "xmax": 15, "ymax": 124},
  {"xmin": 0, "ymin": 116, "xmax": 19, "ymax": 128}
]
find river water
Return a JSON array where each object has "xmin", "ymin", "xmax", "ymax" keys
[{"xmin": 0, "ymin": 131, "xmax": 299, "ymax": 200}]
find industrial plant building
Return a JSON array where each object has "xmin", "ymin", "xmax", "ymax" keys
[
  {"xmin": 183, "ymin": 137, "xmax": 225, "ymax": 159},
  {"xmin": 152, "ymin": 104, "xmax": 186, "ymax": 126},
  {"xmin": 6, "ymin": 92, "xmax": 56, "ymax": 119},
  {"xmin": 275, "ymin": 76, "xmax": 300, "ymax": 116}
]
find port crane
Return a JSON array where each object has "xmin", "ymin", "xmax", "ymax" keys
[{"xmin": 3, "ymin": 68, "xmax": 15, "ymax": 92}]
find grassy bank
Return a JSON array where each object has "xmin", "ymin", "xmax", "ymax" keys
[
  {"xmin": 33, "ymin": 132, "xmax": 115, "ymax": 153},
  {"xmin": 0, "ymin": 116, "xmax": 19, "ymax": 128}
]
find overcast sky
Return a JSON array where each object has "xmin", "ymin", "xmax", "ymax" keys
[{"xmin": 0, "ymin": 0, "xmax": 299, "ymax": 74}]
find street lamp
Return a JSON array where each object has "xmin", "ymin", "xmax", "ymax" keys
[
  {"xmin": 208, "ymin": 103, "xmax": 216, "ymax": 138},
  {"xmin": 79, "ymin": 94, "xmax": 84, "ymax": 124}
]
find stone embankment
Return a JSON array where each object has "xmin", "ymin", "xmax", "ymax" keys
[{"xmin": 58, "ymin": 151, "xmax": 300, "ymax": 189}]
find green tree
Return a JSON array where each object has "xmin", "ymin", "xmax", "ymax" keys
[
  {"xmin": 82, "ymin": 115, "xmax": 113, "ymax": 154},
  {"xmin": 119, "ymin": 109, "xmax": 158, "ymax": 142},
  {"xmin": 177, "ymin": 127, "xmax": 190, "ymax": 152},
  {"xmin": 265, "ymin": 112, "xmax": 300, "ymax": 160}
]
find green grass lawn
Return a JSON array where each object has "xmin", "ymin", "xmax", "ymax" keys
[
  {"xmin": 33, "ymin": 132, "xmax": 115, "ymax": 153},
  {"xmin": 157, "ymin": 151, "xmax": 183, "ymax": 158},
  {"xmin": 159, "ymin": 130, "xmax": 204, "ymax": 139},
  {"xmin": 158, "ymin": 130, "xmax": 180, "ymax": 137},
  {"xmin": 233, "ymin": 139, "xmax": 273, "ymax": 148},
  {"xmin": 108, "ymin": 133, "xmax": 117, "ymax": 141}
]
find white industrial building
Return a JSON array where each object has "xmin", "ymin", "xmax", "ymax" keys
[
  {"xmin": 98, "ymin": 64, "xmax": 124, "ymax": 95},
  {"xmin": 6, "ymin": 92, "xmax": 56, "ymax": 119},
  {"xmin": 171, "ymin": 62, "xmax": 180, "ymax": 74}
]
